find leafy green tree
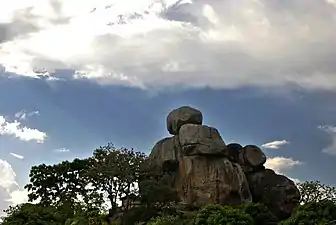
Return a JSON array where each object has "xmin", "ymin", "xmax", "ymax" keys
[
  {"xmin": 146, "ymin": 215, "xmax": 190, "ymax": 225},
  {"xmin": 121, "ymin": 160, "xmax": 180, "ymax": 225},
  {"xmin": 24, "ymin": 158, "xmax": 101, "ymax": 211},
  {"xmin": 194, "ymin": 204, "xmax": 254, "ymax": 225},
  {"xmin": 65, "ymin": 207, "xmax": 106, "ymax": 225},
  {"xmin": 86, "ymin": 143, "xmax": 147, "ymax": 212},
  {"xmin": 1, "ymin": 203, "xmax": 66, "ymax": 225},
  {"xmin": 298, "ymin": 181, "xmax": 336, "ymax": 204},
  {"xmin": 281, "ymin": 199, "xmax": 336, "ymax": 225},
  {"xmin": 239, "ymin": 202, "xmax": 278, "ymax": 225}
]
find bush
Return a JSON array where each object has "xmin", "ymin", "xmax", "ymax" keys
[
  {"xmin": 239, "ymin": 202, "xmax": 278, "ymax": 225},
  {"xmin": 281, "ymin": 200, "xmax": 336, "ymax": 225},
  {"xmin": 194, "ymin": 204, "xmax": 253, "ymax": 225}
]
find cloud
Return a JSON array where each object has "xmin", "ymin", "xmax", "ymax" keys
[
  {"xmin": 1, "ymin": 0, "xmax": 336, "ymax": 90},
  {"xmin": 265, "ymin": 156, "xmax": 303, "ymax": 183},
  {"xmin": 261, "ymin": 140, "xmax": 290, "ymax": 149},
  {"xmin": 0, "ymin": 115, "xmax": 47, "ymax": 143},
  {"xmin": 54, "ymin": 148, "xmax": 70, "ymax": 153},
  {"xmin": 318, "ymin": 125, "xmax": 336, "ymax": 155},
  {"xmin": 14, "ymin": 110, "xmax": 40, "ymax": 120},
  {"xmin": 265, "ymin": 156, "xmax": 303, "ymax": 174},
  {"xmin": 9, "ymin": 153, "xmax": 24, "ymax": 160},
  {"xmin": 0, "ymin": 159, "xmax": 28, "ymax": 217}
]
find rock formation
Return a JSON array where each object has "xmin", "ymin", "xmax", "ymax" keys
[{"xmin": 149, "ymin": 106, "xmax": 300, "ymax": 220}]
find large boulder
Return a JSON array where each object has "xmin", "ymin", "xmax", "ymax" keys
[
  {"xmin": 176, "ymin": 155, "xmax": 252, "ymax": 206},
  {"xmin": 178, "ymin": 124, "xmax": 227, "ymax": 156},
  {"xmin": 167, "ymin": 106, "xmax": 203, "ymax": 135},
  {"xmin": 149, "ymin": 136, "xmax": 180, "ymax": 172},
  {"xmin": 247, "ymin": 169, "xmax": 300, "ymax": 220}
]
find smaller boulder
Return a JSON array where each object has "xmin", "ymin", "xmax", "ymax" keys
[
  {"xmin": 167, "ymin": 106, "xmax": 203, "ymax": 135},
  {"xmin": 178, "ymin": 124, "xmax": 227, "ymax": 156},
  {"xmin": 242, "ymin": 145, "xmax": 266, "ymax": 171},
  {"xmin": 226, "ymin": 143, "xmax": 244, "ymax": 164}
]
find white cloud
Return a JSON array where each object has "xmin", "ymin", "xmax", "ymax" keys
[
  {"xmin": 0, "ymin": 159, "xmax": 28, "ymax": 217},
  {"xmin": 1, "ymin": 0, "xmax": 336, "ymax": 90},
  {"xmin": 54, "ymin": 148, "xmax": 70, "ymax": 153},
  {"xmin": 261, "ymin": 140, "xmax": 290, "ymax": 149},
  {"xmin": 8, "ymin": 189, "xmax": 29, "ymax": 206},
  {"xmin": 318, "ymin": 125, "xmax": 336, "ymax": 155},
  {"xmin": 265, "ymin": 156, "xmax": 303, "ymax": 174},
  {"xmin": 265, "ymin": 156, "xmax": 303, "ymax": 183},
  {"xmin": 9, "ymin": 152, "xmax": 24, "ymax": 159},
  {"xmin": 15, "ymin": 110, "xmax": 40, "ymax": 120},
  {"xmin": 0, "ymin": 115, "xmax": 47, "ymax": 143},
  {"xmin": 9, "ymin": 153, "xmax": 24, "ymax": 160}
]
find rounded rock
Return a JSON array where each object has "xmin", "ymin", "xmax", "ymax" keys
[
  {"xmin": 243, "ymin": 145, "xmax": 266, "ymax": 167},
  {"xmin": 166, "ymin": 106, "xmax": 203, "ymax": 135}
]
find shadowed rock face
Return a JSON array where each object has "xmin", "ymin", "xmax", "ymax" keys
[
  {"xmin": 247, "ymin": 169, "xmax": 300, "ymax": 219},
  {"xmin": 149, "ymin": 106, "xmax": 300, "ymax": 220}
]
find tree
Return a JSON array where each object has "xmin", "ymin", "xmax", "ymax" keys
[
  {"xmin": 121, "ymin": 159, "xmax": 180, "ymax": 225},
  {"xmin": 194, "ymin": 204, "xmax": 254, "ymax": 225},
  {"xmin": 281, "ymin": 199, "xmax": 336, "ymax": 225},
  {"xmin": 239, "ymin": 202, "xmax": 278, "ymax": 225},
  {"xmin": 64, "ymin": 207, "xmax": 106, "ymax": 225},
  {"xmin": 146, "ymin": 215, "xmax": 192, "ymax": 225},
  {"xmin": 24, "ymin": 158, "xmax": 101, "ymax": 212},
  {"xmin": 298, "ymin": 181, "xmax": 336, "ymax": 204},
  {"xmin": 1, "ymin": 203, "xmax": 66, "ymax": 225},
  {"xmin": 86, "ymin": 143, "xmax": 146, "ymax": 212},
  {"xmin": 138, "ymin": 159, "xmax": 179, "ymax": 210}
]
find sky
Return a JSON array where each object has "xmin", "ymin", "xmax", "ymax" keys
[{"xmin": 1, "ymin": 0, "xmax": 336, "ymax": 216}]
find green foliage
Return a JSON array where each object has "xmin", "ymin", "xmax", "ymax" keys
[
  {"xmin": 139, "ymin": 160, "xmax": 179, "ymax": 210},
  {"xmin": 86, "ymin": 143, "xmax": 147, "ymax": 211},
  {"xmin": 64, "ymin": 208, "xmax": 105, "ymax": 225},
  {"xmin": 1, "ymin": 203, "xmax": 66, "ymax": 225},
  {"xmin": 147, "ymin": 215, "xmax": 186, "ymax": 225},
  {"xmin": 194, "ymin": 204, "xmax": 254, "ymax": 225},
  {"xmin": 298, "ymin": 180, "xmax": 336, "ymax": 204},
  {"xmin": 281, "ymin": 200, "xmax": 336, "ymax": 225},
  {"xmin": 24, "ymin": 158, "xmax": 101, "ymax": 210},
  {"xmin": 239, "ymin": 202, "xmax": 278, "ymax": 225}
]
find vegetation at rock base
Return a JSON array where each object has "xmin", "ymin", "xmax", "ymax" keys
[{"xmin": 1, "ymin": 143, "xmax": 336, "ymax": 225}]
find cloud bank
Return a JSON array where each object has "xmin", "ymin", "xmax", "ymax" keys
[
  {"xmin": 1, "ymin": 0, "xmax": 336, "ymax": 90},
  {"xmin": 0, "ymin": 115, "xmax": 47, "ymax": 143}
]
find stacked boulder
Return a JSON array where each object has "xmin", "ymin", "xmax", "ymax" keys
[{"xmin": 149, "ymin": 106, "xmax": 300, "ymax": 220}]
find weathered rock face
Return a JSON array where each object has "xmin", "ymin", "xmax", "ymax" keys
[
  {"xmin": 150, "ymin": 136, "xmax": 180, "ymax": 172},
  {"xmin": 177, "ymin": 155, "xmax": 252, "ymax": 206},
  {"xmin": 179, "ymin": 124, "xmax": 227, "ymax": 156},
  {"xmin": 149, "ymin": 105, "xmax": 300, "ymax": 220},
  {"xmin": 167, "ymin": 106, "xmax": 203, "ymax": 135},
  {"xmin": 247, "ymin": 169, "xmax": 300, "ymax": 220}
]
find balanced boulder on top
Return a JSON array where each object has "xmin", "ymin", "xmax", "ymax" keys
[{"xmin": 166, "ymin": 106, "xmax": 203, "ymax": 135}]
